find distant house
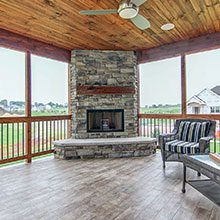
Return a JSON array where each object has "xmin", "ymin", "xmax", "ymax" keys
[{"xmin": 187, "ymin": 86, "xmax": 220, "ymax": 114}]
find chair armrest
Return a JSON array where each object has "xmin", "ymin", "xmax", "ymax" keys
[
  {"xmin": 199, "ymin": 136, "xmax": 214, "ymax": 153},
  {"xmin": 158, "ymin": 132, "xmax": 178, "ymax": 150}
]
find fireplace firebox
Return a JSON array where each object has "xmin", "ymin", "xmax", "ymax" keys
[{"xmin": 87, "ymin": 109, "xmax": 124, "ymax": 132}]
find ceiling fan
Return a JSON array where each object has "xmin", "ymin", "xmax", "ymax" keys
[{"xmin": 80, "ymin": 0, "xmax": 150, "ymax": 30}]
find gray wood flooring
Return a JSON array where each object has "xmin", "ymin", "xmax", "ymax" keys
[{"xmin": 0, "ymin": 153, "xmax": 220, "ymax": 220}]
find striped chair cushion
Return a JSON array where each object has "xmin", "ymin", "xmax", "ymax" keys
[
  {"xmin": 165, "ymin": 139, "xmax": 200, "ymax": 154},
  {"xmin": 178, "ymin": 121, "xmax": 210, "ymax": 143}
]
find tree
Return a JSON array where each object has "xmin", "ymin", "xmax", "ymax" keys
[
  {"xmin": 47, "ymin": 102, "xmax": 55, "ymax": 107},
  {"xmin": 0, "ymin": 99, "xmax": 8, "ymax": 107}
]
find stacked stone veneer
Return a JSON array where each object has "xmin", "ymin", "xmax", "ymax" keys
[
  {"xmin": 54, "ymin": 138, "xmax": 157, "ymax": 160},
  {"xmin": 71, "ymin": 50, "xmax": 138, "ymax": 139}
]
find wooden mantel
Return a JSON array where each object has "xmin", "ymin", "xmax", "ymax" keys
[{"xmin": 77, "ymin": 85, "xmax": 135, "ymax": 95}]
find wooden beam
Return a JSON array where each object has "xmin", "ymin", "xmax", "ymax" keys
[
  {"xmin": 77, "ymin": 85, "xmax": 135, "ymax": 95},
  {"xmin": 25, "ymin": 52, "xmax": 32, "ymax": 163},
  {"xmin": 137, "ymin": 32, "xmax": 220, "ymax": 63},
  {"xmin": 181, "ymin": 55, "xmax": 187, "ymax": 116},
  {"xmin": 32, "ymin": 150, "xmax": 54, "ymax": 157},
  {"xmin": 0, "ymin": 28, "xmax": 71, "ymax": 63},
  {"xmin": 0, "ymin": 155, "xmax": 27, "ymax": 165}
]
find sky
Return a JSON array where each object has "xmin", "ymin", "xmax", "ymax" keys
[
  {"xmin": 0, "ymin": 47, "xmax": 68, "ymax": 105},
  {"xmin": 1, "ymin": 46, "xmax": 220, "ymax": 107},
  {"xmin": 140, "ymin": 48, "xmax": 220, "ymax": 107}
]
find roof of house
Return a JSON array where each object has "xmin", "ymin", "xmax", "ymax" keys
[
  {"xmin": 187, "ymin": 95, "xmax": 207, "ymax": 105},
  {"xmin": 211, "ymin": 86, "xmax": 220, "ymax": 96},
  {"xmin": 187, "ymin": 86, "xmax": 220, "ymax": 105}
]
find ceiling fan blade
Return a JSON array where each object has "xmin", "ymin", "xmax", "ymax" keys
[
  {"xmin": 131, "ymin": 0, "xmax": 148, "ymax": 6},
  {"xmin": 80, "ymin": 9, "xmax": 118, "ymax": 15},
  {"xmin": 130, "ymin": 14, "xmax": 150, "ymax": 30}
]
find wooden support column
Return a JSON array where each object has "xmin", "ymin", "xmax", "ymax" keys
[
  {"xmin": 181, "ymin": 55, "xmax": 187, "ymax": 116},
  {"xmin": 137, "ymin": 64, "xmax": 140, "ymax": 136},
  {"xmin": 68, "ymin": 64, "xmax": 72, "ymax": 138},
  {"xmin": 25, "ymin": 51, "xmax": 32, "ymax": 163}
]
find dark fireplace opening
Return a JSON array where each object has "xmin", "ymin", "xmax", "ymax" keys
[{"xmin": 87, "ymin": 109, "xmax": 124, "ymax": 132}]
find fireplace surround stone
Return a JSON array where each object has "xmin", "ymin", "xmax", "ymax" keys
[{"xmin": 71, "ymin": 50, "xmax": 138, "ymax": 139}]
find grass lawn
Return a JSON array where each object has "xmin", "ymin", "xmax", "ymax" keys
[{"xmin": 140, "ymin": 106, "xmax": 181, "ymax": 114}]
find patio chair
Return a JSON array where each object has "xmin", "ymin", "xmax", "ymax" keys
[{"xmin": 159, "ymin": 119, "xmax": 216, "ymax": 169}]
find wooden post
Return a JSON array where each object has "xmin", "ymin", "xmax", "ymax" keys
[
  {"xmin": 25, "ymin": 51, "xmax": 32, "ymax": 163},
  {"xmin": 137, "ymin": 64, "xmax": 140, "ymax": 136},
  {"xmin": 68, "ymin": 64, "xmax": 72, "ymax": 138},
  {"xmin": 181, "ymin": 55, "xmax": 187, "ymax": 116}
]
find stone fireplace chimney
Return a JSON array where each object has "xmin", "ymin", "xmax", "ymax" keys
[{"xmin": 70, "ymin": 50, "xmax": 138, "ymax": 139}]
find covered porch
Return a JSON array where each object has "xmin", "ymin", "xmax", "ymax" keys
[{"xmin": 0, "ymin": 0, "xmax": 220, "ymax": 219}]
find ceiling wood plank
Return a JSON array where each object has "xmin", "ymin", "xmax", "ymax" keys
[{"xmin": 0, "ymin": 0, "xmax": 219, "ymax": 51}]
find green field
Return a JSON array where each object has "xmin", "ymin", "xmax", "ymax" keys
[
  {"xmin": 140, "ymin": 106, "xmax": 181, "ymax": 114},
  {"xmin": 32, "ymin": 108, "xmax": 68, "ymax": 116}
]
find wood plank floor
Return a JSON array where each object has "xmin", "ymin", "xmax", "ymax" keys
[{"xmin": 0, "ymin": 153, "xmax": 220, "ymax": 220}]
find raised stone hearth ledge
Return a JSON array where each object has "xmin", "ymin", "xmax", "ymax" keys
[{"xmin": 53, "ymin": 137, "xmax": 157, "ymax": 159}]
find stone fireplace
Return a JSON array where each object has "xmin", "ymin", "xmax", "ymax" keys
[
  {"xmin": 53, "ymin": 50, "xmax": 157, "ymax": 160},
  {"xmin": 70, "ymin": 50, "xmax": 138, "ymax": 139}
]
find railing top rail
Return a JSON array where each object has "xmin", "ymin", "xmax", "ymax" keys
[
  {"xmin": 138, "ymin": 114, "xmax": 220, "ymax": 120},
  {"xmin": 0, "ymin": 115, "xmax": 72, "ymax": 123}
]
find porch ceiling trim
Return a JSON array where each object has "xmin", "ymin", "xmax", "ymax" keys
[
  {"xmin": 137, "ymin": 32, "xmax": 220, "ymax": 64},
  {"xmin": 0, "ymin": 28, "xmax": 71, "ymax": 63}
]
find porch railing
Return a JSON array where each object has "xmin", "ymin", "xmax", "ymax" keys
[
  {"xmin": 0, "ymin": 115, "xmax": 71, "ymax": 165},
  {"xmin": 138, "ymin": 114, "xmax": 220, "ymax": 153}
]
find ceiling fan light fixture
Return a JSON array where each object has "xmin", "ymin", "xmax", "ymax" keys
[
  {"xmin": 161, "ymin": 23, "xmax": 175, "ymax": 31},
  {"xmin": 118, "ymin": 2, "xmax": 139, "ymax": 19}
]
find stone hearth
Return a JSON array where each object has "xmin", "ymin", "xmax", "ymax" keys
[{"xmin": 54, "ymin": 137, "xmax": 157, "ymax": 159}]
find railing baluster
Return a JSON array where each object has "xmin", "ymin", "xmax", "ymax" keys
[
  {"xmin": 1, "ymin": 124, "xmax": 3, "ymax": 160},
  {"xmin": 57, "ymin": 120, "xmax": 59, "ymax": 140},
  {"xmin": 33, "ymin": 122, "xmax": 36, "ymax": 153},
  {"xmin": 60, "ymin": 120, "xmax": 62, "ymax": 139},
  {"xmin": 46, "ymin": 121, "xmax": 48, "ymax": 151},
  {"xmin": 64, "ymin": 119, "xmax": 66, "ymax": 139},
  {"xmin": 12, "ymin": 123, "xmax": 15, "ymax": 158},
  {"xmin": 22, "ymin": 122, "xmax": 25, "ymax": 156},
  {"xmin": 169, "ymin": 119, "xmax": 171, "ymax": 133},
  {"xmin": 150, "ymin": 118, "xmax": 152, "ymax": 137},
  {"xmin": 50, "ymin": 121, "xmax": 52, "ymax": 149},
  {"xmin": 143, "ymin": 118, "xmax": 146, "ymax": 137},
  {"xmin": 53, "ymin": 120, "xmax": 56, "ymax": 141},
  {"xmin": 153, "ymin": 118, "xmax": 156, "ymax": 138},
  {"xmin": 146, "ymin": 118, "xmax": 149, "ymax": 137},
  {"xmin": 6, "ymin": 124, "xmax": 9, "ymax": 159},
  {"xmin": 218, "ymin": 120, "xmax": 220, "ymax": 153},
  {"xmin": 42, "ymin": 121, "xmax": 44, "ymax": 152},
  {"xmin": 17, "ymin": 123, "xmax": 19, "ymax": 157},
  {"xmin": 38, "ymin": 121, "xmax": 40, "ymax": 152}
]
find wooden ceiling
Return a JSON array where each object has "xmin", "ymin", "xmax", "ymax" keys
[{"xmin": 0, "ymin": 0, "xmax": 219, "ymax": 51}]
